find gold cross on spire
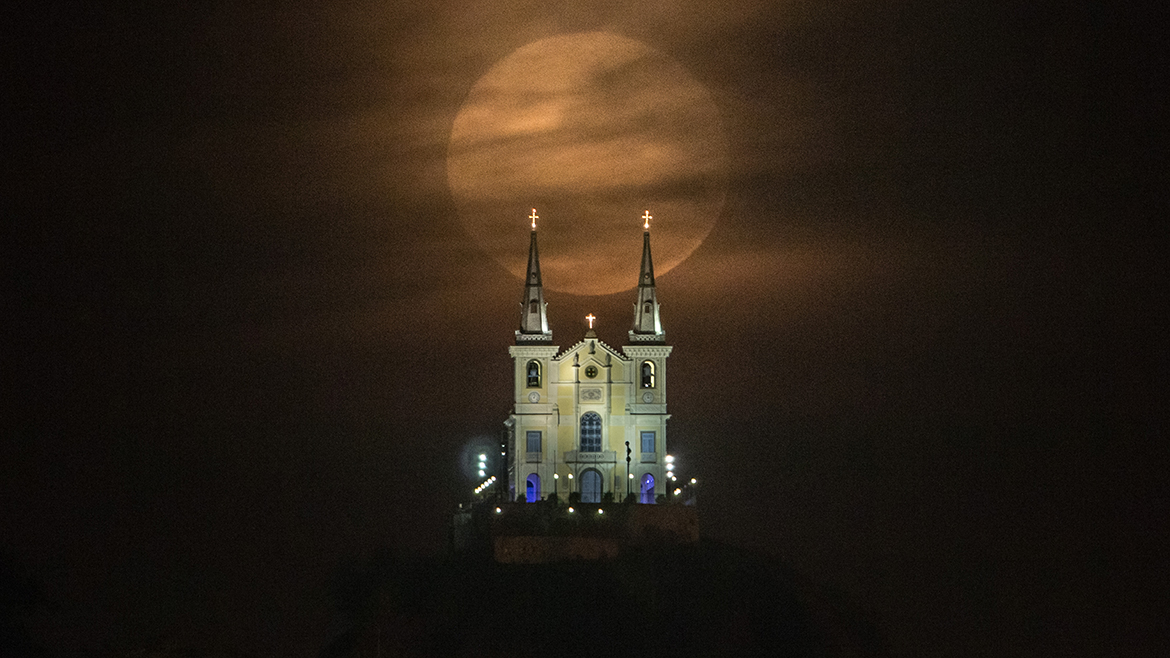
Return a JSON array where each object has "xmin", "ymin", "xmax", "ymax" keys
[
  {"xmin": 642, "ymin": 210, "xmax": 652, "ymax": 230},
  {"xmin": 585, "ymin": 313, "xmax": 596, "ymax": 329},
  {"xmin": 529, "ymin": 208, "xmax": 539, "ymax": 230}
]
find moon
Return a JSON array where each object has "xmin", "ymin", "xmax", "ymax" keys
[{"xmin": 448, "ymin": 32, "xmax": 728, "ymax": 296}]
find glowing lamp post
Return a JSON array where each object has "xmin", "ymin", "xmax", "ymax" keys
[{"xmin": 474, "ymin": 476, "xmax": 497, "ymax": 496}]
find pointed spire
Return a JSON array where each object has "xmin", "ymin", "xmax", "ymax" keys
[
  {"xmin": 516, "ymin": 209, "xmax": 553, "ymax": 343},
  {"xmin": 525, "ymin": 210, "xmax": 542, "ymax": 287},
  {"xmin": 630, "ymin": 210, "xmax": 665, "ymax": 343}
]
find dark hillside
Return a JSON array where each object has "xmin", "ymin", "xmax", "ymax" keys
[{"xmin": 319, "ymin": 541, "xmax": 887, "ymax": 657}]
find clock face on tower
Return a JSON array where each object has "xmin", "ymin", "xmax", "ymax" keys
[
  {"xmin": 642, "ymin": 391, "xmax": 654, "ymax": 403},
  {"xmin": 528, "ymin": 391, "xmax": 540, "ymax": 403},
  {"xmin": 584, "ymin": 365, "xmax": 598, "ymax": 379}
]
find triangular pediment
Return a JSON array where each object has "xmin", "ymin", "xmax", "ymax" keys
[{"xmin": 554, "ymin": 337, "xmax": 628, "ymax": 363}]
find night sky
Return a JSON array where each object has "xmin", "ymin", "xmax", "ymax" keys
[{"xmin": 4, "ymin": 2, "xmax": 1162, "ymax": 656}]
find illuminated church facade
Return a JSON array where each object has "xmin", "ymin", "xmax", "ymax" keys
[{"xmin": 504, "ymin": 211, "xmax": 672, "ymax": 505}]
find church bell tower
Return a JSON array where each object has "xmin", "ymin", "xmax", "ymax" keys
[
  {"xmin": 630, "ymin": 210, "xmax": 665, "ymax": 343},
  {"xmin": 516, "ymin": 209, "xmax": 552, "ymax": 344}
]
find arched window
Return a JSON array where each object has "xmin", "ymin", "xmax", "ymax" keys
[
  {"xmin": 641, "ymin": 361, "xmax": 655, "ymax": 388},
  {"xmin": 529, "ymin": 299, "xmax": 539, "ymax": 314},
  {"xmin": 526, "ymin": 474, "xmax": 541, "ymax": 503},
  {"xmin": 640, "ymin": 473, "xmax": 656, "ymax": 504},
  {"xmin": 579, "ymin": 412, "xmax": 602, "ymax": 452},
  {"xmin": 581, "ymin": 469, "xmax": 602, "ymax": 503},
  {"xmin": 526, "ymin": 360, "xmax": 541, "ymax": 388}
]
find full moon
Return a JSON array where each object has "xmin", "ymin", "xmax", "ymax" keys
[{"xmin": 448, "ymin": 32, "xmax": 728, "ymax": 296}]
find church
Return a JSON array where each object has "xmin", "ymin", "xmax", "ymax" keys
[{"xmin": 504, "ymin": 210, "xmax": 672, "ymax": 505}]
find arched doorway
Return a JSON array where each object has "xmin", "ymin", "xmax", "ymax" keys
[
  {"xmin": 640, "ymin": 473, "xmax": 656, "ymax": 504},
  {"xmin": 526, "ymin": 473, "xmax": 541, "ymax": 502},
  {"xmin": 580, "ymin": 469, "xmax": 602, "ymax": 503}
]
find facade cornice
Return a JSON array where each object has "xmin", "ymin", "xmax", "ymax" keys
[
  {"xmin": 515, "ymin": 332, "xmax": 554, "ymax": 344},
  {"xmin": 626, "ymin": 333, "xmax": 666, "ymax": 343},
  {"xmin": 509, "ymin": 345, "xmax": 560, "ymax": 358},
  {"xmin": 621, "ymin": 345, "xmax": 674, "ymax": 358}
]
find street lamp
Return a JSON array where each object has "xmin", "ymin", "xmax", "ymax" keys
[{"xmin": 625, "ymin": 441, "xmax": 632, "ymax": 500}]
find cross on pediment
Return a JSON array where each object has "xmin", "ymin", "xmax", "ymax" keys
[
  {"xmin": 642, "ymin": 210, "xmax": 652, "ymax": 229},
  {"xmin": 585, "ymin": 313, "xmax": 596, "ymax": 329}
]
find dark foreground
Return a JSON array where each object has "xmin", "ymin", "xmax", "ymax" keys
[{"xmin": 318, "ymin": 540, "xmax": 888, "ymax": 657}]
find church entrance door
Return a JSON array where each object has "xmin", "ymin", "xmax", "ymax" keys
[
  {"xmin": 640, "ymin": 473, "xmax": 656, "ymax": 504},
  {"xmin": 580, "ymin": 469, "xmax": 602, "ymax": 503}
]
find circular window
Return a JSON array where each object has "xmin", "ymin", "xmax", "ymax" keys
[{"xmin": 584, "ymin": 365, "xmax": 598, "ymax": 378}]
